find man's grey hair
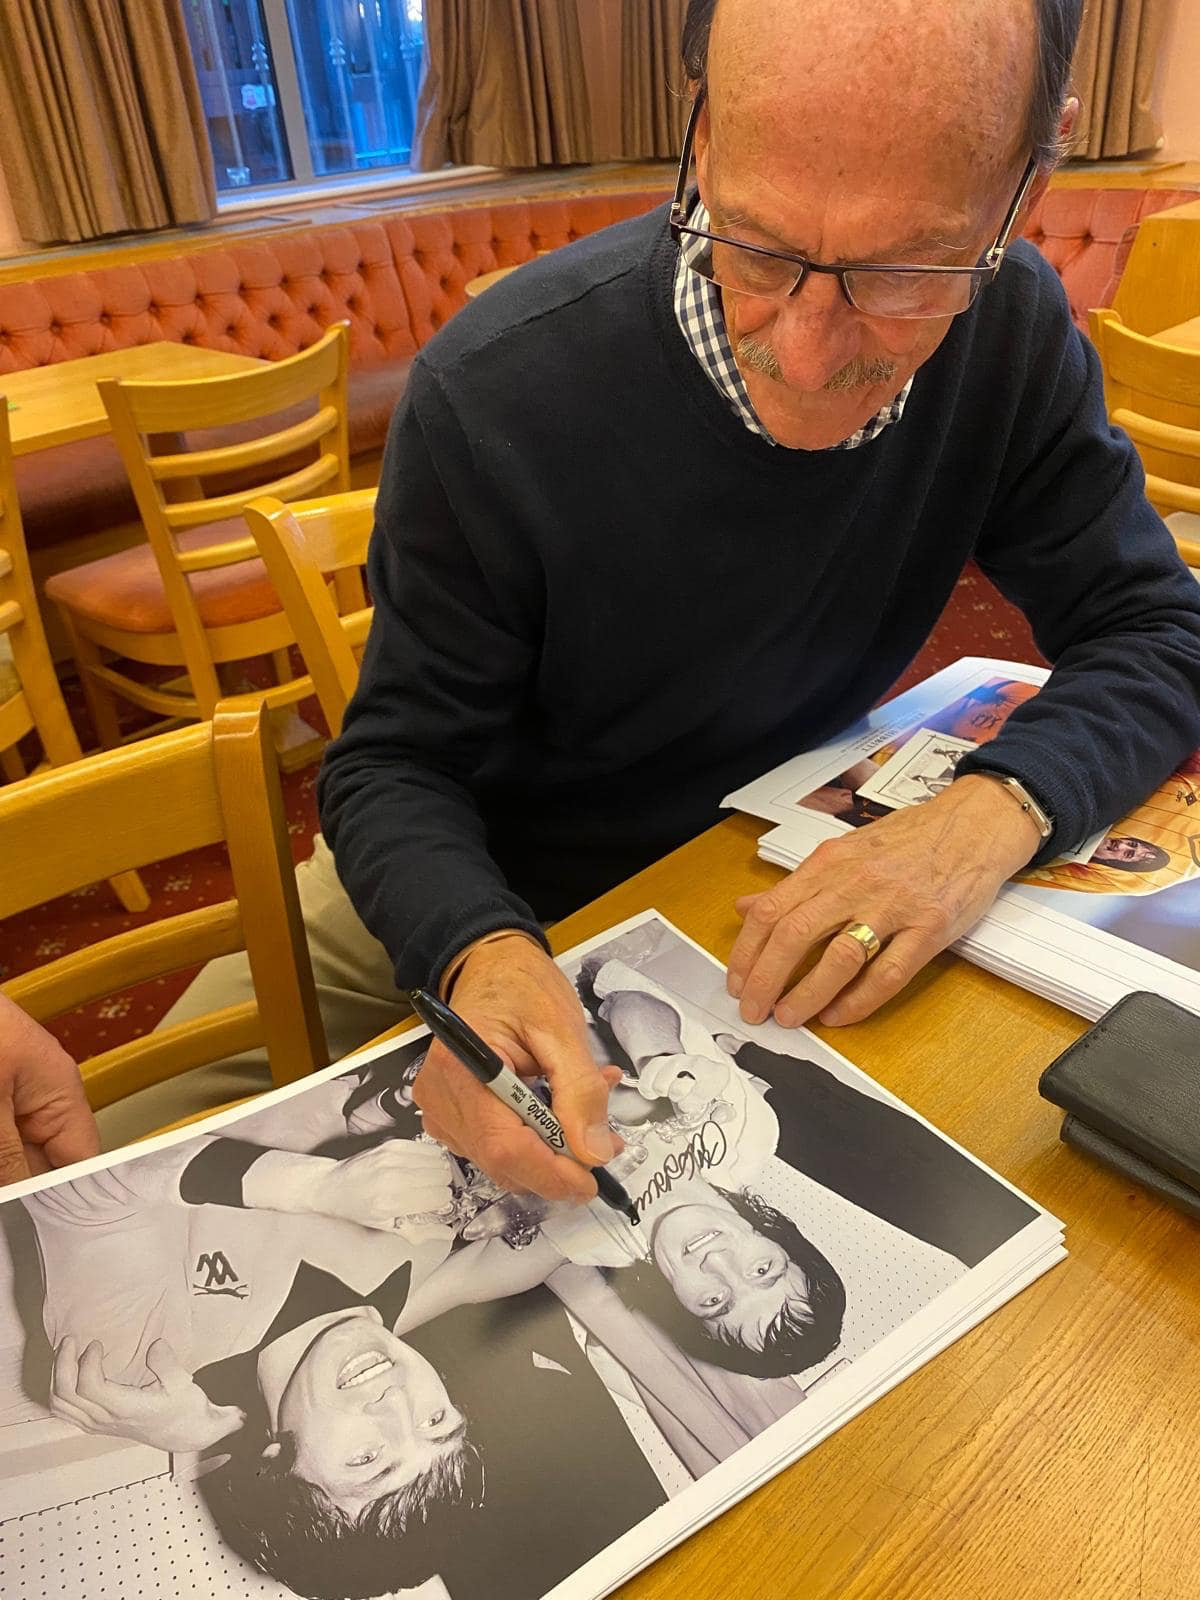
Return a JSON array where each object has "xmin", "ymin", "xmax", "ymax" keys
[{"xmin": 680, "ymin": 0, "xmax": 1085, "ymax": 170}]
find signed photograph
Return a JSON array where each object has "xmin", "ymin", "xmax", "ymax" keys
[{"xmin": 0, "ymin": 913, "xmax": 1060, "ymax": 1600}]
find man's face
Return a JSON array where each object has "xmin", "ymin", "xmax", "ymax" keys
[
  {"xmin": 1095, "ymin": 835, "xmax": 1158, "ymax": 866},
  {"xmin": 653, "ymin": 1200, "xmax": 811, "ymax": 1350},
  {"xmin": 278, "ymin": 1312, "xmax": 465, "ymax": 1514},
  {"xmin": 693, "ymin": 0, "xmax": 1036, "ymax": 450}
]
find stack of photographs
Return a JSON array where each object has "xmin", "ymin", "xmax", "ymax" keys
[
  {"xmin": 725, "ymin": 658, "xmax": 1200, "ymax": 1022},
  {"xmin": 0, "ymin": 912, "xmax": 1062, "ymax": 1600}
]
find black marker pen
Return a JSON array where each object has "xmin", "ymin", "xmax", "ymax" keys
[{"xmin": 408, "ymin": 987, "xmax": 639, "ymax": 1225}]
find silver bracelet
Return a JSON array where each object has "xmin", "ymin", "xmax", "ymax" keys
[{"xmin": 986, "ymin": 773, "xmax": 1054, "ymax": 841}]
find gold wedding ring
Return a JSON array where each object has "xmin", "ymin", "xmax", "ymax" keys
[{"xmin": 839, "ymin": 921, "xmax": 883, "ymax": 962}]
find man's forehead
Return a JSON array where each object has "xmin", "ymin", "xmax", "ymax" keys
[{"xmin": 706, "ymin": 0, "xmax": 1035, "ymax": 174}]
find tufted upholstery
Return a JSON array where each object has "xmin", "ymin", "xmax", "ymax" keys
[
  {"xmin": 1021, "ymin": 187, "xmax": 1198, "ymax": 332},
  {"xmin": 0, "ymin": 192, "xmax": 667, "ymax": 560},
  {"xmin": 1, "ymin": 182, "xmax": 1193, "ymax": 567}
]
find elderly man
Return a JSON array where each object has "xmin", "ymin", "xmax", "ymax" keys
[
  {"xmin": 314, "ymin": 0, "xmax": 1200, "ymax": 1202},
  {"xmin": 62, "ymin": 1, "xmax": 1199, "ymax": 1194}
]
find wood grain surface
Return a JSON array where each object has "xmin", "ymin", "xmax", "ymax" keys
[
  {"xmin": 1158, "ymin": 315, "xmax": 1200, "ymax": 351},
  {"xmin": 1, "ymin": 344, "xmax": 266, "ymax": 456},
  {"xmin": 485, "ymin": 812, "xmax": 1200, "ymax": 1600}
]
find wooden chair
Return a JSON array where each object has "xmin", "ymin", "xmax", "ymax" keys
[
  {"xmin": 0, "ymin": 701, "xmax": 327, "ymax": 1114},
  {"xmin": 44, "ymin": 324, "xmax": 351, "ymax": 753},
  {"xmin": 242, "ymin": 489, "xmax": 376, "ymax": 738},
  {"xmin": 1089, "ymin": 308, "xmax": 1200, "ymax": 571},
  {"xmin": 0, "ymin": 405, "xmax": 148, "ymax": 913}
]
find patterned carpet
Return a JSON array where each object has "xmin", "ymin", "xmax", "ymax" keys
[{"xmin": 0, "ymin": 564, "xmax": 1043, "ymax": 1061}]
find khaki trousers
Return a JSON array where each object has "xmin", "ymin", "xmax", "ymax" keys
[{"xmin": 95, "ymin": 835, "xmax": 412, "ymax": 1150}]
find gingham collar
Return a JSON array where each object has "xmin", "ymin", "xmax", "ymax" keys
[{"xmin": 672, "ymin": 199, "xmax": 912, "ymax": 450}]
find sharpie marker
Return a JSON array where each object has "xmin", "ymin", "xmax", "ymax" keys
[{"xmin": 408, "ymin": 987, "xmax": 639, "ymax": 1225}]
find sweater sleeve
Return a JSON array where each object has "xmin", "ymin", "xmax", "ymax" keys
[
  {"xmin": 958, "ymin": 259, "xmax": 1200, "ymax": 861},
  {"xmin": 317, "ymin": 358, "xmax": 550, "ymax": 990}
]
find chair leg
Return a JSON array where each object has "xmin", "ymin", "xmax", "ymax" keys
[
  {"xmin": 59, "ymin": 614, "xmax": 124, "ymax": 751},
  {"xmin": 1, "ymin": 745, "xmax": 25, "ymax": 782},
  {"xmin": 110, "ymin": 869, "xmax": 151, "ymax": 914},
  {"xmin": 270, "ymin": 647, "xmax": 294, "ymax": 685}
]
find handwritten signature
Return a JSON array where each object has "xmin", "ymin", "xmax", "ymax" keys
[{"xmin": 634, "ymin": 1118, "xmax": 730, "ymax": 1218}]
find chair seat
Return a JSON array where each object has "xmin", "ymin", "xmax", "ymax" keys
[
  {"xmin": 45, "ymin": 521, "xmax": 285, "ymax": 635},
  {"xmin": 1165, "ymin": 512, "xmax": 1200, "ymax": 585}
]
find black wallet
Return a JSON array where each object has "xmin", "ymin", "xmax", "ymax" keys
[{"xmin": 1038, "ymin": 990, "xmax": 1200, "ymax": 1221}]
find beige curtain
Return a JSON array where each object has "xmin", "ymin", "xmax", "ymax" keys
[
  {"xmin": 576, "ymin": 0, "xmax": 624, "ymax": 161},
  {"xmin": 1070, "ymin": 0, "xmax": 1171, "ymax": 159},
  {"xmin": 416, "ymin": 0, "xmax": 593, "ymax": 169},
  {"xmin": 0, "ymin": 0, "xmax": 216, "ymax": 245},
  {"xmin": 619, "ymin": 0, "xmax": 688, "ymax": 158}
]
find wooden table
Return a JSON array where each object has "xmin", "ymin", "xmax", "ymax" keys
[
  {"xmin": 463, "ymin": 265, "xmax": 523, "ymax": 299},
  {"xmin": 1158, "ymin": 314, "xmax": 1200, "ymax": 351},
  {"xmin": 0, "ymin": 342, "xmax": 267, "ymax": 456},
  {"xmin": 378, "ymin": 813, "xmax": 1200, "ymax": 1599}
]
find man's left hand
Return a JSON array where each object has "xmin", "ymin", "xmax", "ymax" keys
[{"xmin": 727, "ymin": 775, "xmax": 1043, "ymax": 1028}]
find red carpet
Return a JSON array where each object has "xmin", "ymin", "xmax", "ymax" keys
[{"xmin": 0, "ymin": 564, "xmax": 1044, "ymax": 1061}]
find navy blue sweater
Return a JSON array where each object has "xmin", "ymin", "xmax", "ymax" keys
[{"xmin": 319, "ymin": 206, "xmax": 1200, "ymax": 990}]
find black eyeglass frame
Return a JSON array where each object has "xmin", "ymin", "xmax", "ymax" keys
[{"xmin": 669, "ymin": 91, "xmax": 1040, "ymax": 314}]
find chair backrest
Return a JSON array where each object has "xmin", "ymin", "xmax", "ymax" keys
[
  {"xmin": 97, "ymin": 322, "xmax": 352, "ymax": 713},
  {"xmin": 0, "ymin": 404, "xmax": 83, "ymax": 777},
  {"xmin": 1089, "ymin": 308, "xmax": 1200, "ymax": 564},
  {"xmin": 243, "ymin": 490, "xmax": 376, "ymax": 738},
  {"xmin": 0, "ymin": 700, "xmax": 328, "ymax": 1111}
]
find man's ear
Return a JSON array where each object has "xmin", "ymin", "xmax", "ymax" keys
[
  {"xmin": 693, "ymin": 95, "xmax": 713, "ymax": 207},
  {"xmin": 1059, "ymin": 94, "xmax": 1081, "ymax": 156},
  {"xmin": 1025, "ymin": 95, "xmax": 1082, "ymax": 218}
]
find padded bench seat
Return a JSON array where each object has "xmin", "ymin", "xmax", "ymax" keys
[{"xmin": 0, "ymin": 179, "xmax": 1195, "ymax": 629}]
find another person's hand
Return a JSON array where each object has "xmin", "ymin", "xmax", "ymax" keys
[
  {"xmin": 414, "ymin": 935, "xmax": 621, "ymax": 1203},
  {"xmin": 295, "ymin": 1142, "xmax": 456, "ymax": 1236},
  {"xmin": 50, "ymin": 1336, "xmax": 245, "ymax": 1453},
  {"xmin": 727, "ymin": 775, "xmax": 1043, "ymax": 1028},
  {"xmin": 0, "ymin": 993, "xmax": 99, "ymax": 1189},
  {"xmin": 635, "ymin": 1051, "xmax": 730, "ymax": 1115},
  {"xmin": 240, "ymin": 1141, "xmax": 456, "ymax": 1240}
]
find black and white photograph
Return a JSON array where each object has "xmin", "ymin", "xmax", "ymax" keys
[
  {"xmin": 0, "ymin": 912, "xmax": 1062, "ymax": 1600},
  {"xmin": 852, "ymin": 729, "xmax": 979, "ymax": 809}
]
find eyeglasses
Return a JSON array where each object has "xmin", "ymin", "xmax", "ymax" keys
[{"xmin": 669, "ymin": 93, "xmax": 1038, "ymax": 321}]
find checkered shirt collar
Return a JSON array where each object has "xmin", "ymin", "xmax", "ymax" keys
[{"xmin": 671, "ymin": 200, "xmax": 912, "ymax": 450}]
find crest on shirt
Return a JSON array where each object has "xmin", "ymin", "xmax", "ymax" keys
[{"xmin": 192, "ymin": 1250, "xmax": 249, "ymax": 1298}]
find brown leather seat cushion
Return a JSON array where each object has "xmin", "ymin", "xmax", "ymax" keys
[
  {"xmin": 345, "ymin": 357, "xmax": 412, "ymax": 457},
  {"xmin": 44, "ymin": 519, "xmax": 284, "ymax": 634},
  {"xmin": 15, "ymin": 436, "xmax": 141, "ymax": 550}
]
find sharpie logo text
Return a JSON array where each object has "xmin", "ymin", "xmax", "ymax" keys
[{"xmin": 508, "ymin": 1083, "xmax": 566, "ymax": 1150}]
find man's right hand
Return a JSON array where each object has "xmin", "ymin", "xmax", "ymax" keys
[{"xmin": 413, "ymin": 936, "xmax": 620, "ymax": 1202}]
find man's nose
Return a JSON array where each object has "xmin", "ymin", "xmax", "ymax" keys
[
  {"xmin": 766, "ymin": 272, "xmax": 861, "ymax": 392},
  {"xmin": 702, "ymin": 1248, "xmax": 740, "ymax": 1288},
  {"xmin": 366, "ymin": 1385, "xmax": 412, "ymax": 1428}
]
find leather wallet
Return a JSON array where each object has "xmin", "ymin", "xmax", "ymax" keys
[{"xmin": 1038, "ymin": 990, "xmax": 1200, "ymax": 1221}]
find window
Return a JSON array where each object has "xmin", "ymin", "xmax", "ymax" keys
[{"xmin": 183, "ymin": 0, "xmax": 426, "ymax": 194}]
